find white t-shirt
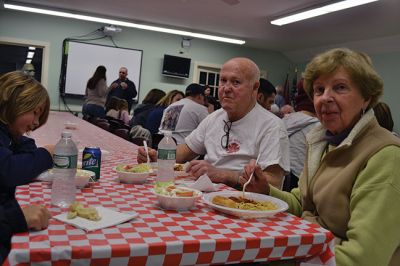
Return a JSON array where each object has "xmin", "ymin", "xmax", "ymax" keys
[
  {"xmin": 160, "ymin": 98, "xmax": 209, "ymax": 144},
  {"xmin": 185, "ymin": 103, "xmax": 290, "ymax": 172}
]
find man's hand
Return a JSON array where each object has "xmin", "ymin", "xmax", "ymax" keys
[
  {"xmin": 187, "ymin": 160, "xmax": 238, "ymax": 186},
  {"xmin": 137, "ymin": 146, "xmax": 157, "ymax": 163},
  {"xmin": 22, "ymin": 204, "xmax": 51, "ymax": 230},
  {"xmin": 120, "ymin": 82, "xmax": 128, "ymax": 89},
  {"xmin": 110, "ymin": 82, "xmax": 118, "ymax": 89}
]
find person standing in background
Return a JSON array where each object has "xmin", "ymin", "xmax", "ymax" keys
[
  {"xmin": 274, "ymin": 84, "xmax": 286, "ymax": 108},
  {"xmin": 107, "ymin": 67, "xmax": 137, "ymax": 112},
  {"xmin": 82, "ymin": 65, "xmax": 110, "ymax": 119}
]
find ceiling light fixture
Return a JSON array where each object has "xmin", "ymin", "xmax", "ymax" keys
[
  {"xmin": 25, "ymin": 59, "xmax": 32, "ymax": 64},
  {"xmin": 4, "ymin": 3, "xmax": 246, "ymax": 45},
  {"xmin": 270, "ymin": 0, "xmax": 379, "ymax": 26}
]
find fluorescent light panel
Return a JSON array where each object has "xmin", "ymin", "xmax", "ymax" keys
[
  {"xmin": 271, "ymin": 0, "xmax": 379, "ymax": 26},
  {"xmin": 25, "ymin": 59, "xmax": 32, "ymax": 64},
  {"xmin": 28, "ymin": 46, "xmax": 36, "ymax": 50},
  {"xmin": 4, "ymin": 3, "xmax": 245, "ymax": 45}
]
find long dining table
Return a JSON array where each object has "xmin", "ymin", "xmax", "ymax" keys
[{"xmin": 5, "ymin": 111, "xmax": 335, "ymax": 266}]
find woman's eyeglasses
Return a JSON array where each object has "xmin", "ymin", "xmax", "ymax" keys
[{"xmin": 221, "ymin": 120, "xmax": 232, "ymax": 149}]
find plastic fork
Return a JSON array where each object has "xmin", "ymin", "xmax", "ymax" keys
[
  {"xmin": 242, "ymin": 153, "xmax": 261, "ymax": 199},
  {"xmin": 143, "ymin": 140, "xmax": 153, "ymax": 173}
]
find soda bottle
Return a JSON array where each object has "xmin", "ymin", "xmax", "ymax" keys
[
  {"xmin": 155, "ymin": 131, "xmax": 176, "ymax": 189},
  {"xmin": 51, "ymin": 131, "xmax": 78, "ymax": 208}
]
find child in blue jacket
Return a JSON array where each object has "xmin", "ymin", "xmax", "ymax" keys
[{"xmin": 0, "ymin": 71, "xmax": 54, "ymax": 263}]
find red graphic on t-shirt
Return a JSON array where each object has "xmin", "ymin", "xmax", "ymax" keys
[{"xmin": 226, "ymin": 141, "xmax": 240, "ymax": 153}]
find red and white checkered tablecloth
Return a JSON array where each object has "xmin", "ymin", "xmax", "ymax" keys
[{"xmin": 5, "ymin": 112, "xmax": 336, "ymax": 266}]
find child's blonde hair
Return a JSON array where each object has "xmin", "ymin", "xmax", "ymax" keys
[{"xmin": 0, "ymin": 71, "xmax": 50, "ymax": 128}]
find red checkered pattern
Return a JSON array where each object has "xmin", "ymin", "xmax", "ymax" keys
[{"xmin": 5, "ymin": 112, "xmax": 335, "ymax": 266}]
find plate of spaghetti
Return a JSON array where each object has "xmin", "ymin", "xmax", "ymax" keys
[{"xmin": 202, "ymin": 191, "xmax": 288, "ymax": 219}]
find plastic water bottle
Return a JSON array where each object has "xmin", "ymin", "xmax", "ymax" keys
[
  {"xmin": 155, "ymin": 131, "xmax": 176, "ymax": 188},
  {"xmin": 51, "ymin": 131, "xmax": 78, "ymax": 208}
]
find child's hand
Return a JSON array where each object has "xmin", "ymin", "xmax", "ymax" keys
[
  {"xmin": 43, "ymin": 144, "xmax": 55, "ymax": 155},
  {"xmin": 22, "ymin": 204, "xmax": 51, "ymax": 230}
]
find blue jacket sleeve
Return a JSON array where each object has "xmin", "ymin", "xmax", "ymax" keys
[{"xmin": 0, "ymin": 136, "xmax": 53, "ymax": 188}]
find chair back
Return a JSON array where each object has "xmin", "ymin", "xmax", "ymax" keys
[
  {"xmin": 130, "ymin": 125, "xmax": 152, "ymax": 147},
  {"xmin": 114, "ymin": 128, "xmax": 130, "ymax": 140}
]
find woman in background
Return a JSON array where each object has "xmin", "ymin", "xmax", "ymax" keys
[
  {"xmin": 144, "ymin": 90, "xmax": 184, "ymax": 135},
  {"xmin": 130, "ymin": 88, "xmax": 166, "ymax": 127},
  {"xmin": 82, "ymin": 65, "xmax": 109, "ymax": 118},
  {"xmin": 373, "ymin": 101, "xmax": 398, "ymax": 136}
]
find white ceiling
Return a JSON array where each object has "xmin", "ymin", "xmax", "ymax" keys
[{"xmin": 7, "ymin": 0, "xmax": 400, "ymax": 62}]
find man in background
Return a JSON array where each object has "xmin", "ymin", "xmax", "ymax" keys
[
  {"xmin": 159, "ymin": 83, "xmax": 209, "ymax": 144},
  {"xmin": 106, "ymin": 67, "xmax": 137, "ymax": 112},
  {"xmin": 257, "ymin": 78, "xmax": 276, "ymax": 111}
]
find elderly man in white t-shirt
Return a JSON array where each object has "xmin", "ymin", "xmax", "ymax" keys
[{"xmin": 138, "ymin": 57, "xmax": 289, "ymax": 189}]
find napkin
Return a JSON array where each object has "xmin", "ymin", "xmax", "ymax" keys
[
  {"xmin": 53, "ymin": 207, "xmax": 138, "ymax": 232},
  {"xmin": 188, "ymin": 174, "xmax": 218, "ymax": 192}
]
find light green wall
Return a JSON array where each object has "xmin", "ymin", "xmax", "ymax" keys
[
  {"xmin": 0, "ymin": 9, "xmax": 292, "ymax": 110},
  {"xmin": 3, "ymin": 9, "xmax": 397, "ymax": 132}
]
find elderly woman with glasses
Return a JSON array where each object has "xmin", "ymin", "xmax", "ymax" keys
[
  {"xmin": 137, "ymin": 57, "xmax": 289, "ymax": 189},
  {"xmin": 242, "ymin": 48, "xmax": 400, "ymax": 266}
]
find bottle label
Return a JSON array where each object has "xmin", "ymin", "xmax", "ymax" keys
[
  {"xmin": 54, "ymin": 155, "xmax": 78, "ymax": 169},
  {"xmin": 157, "ymin": 149, "xmax": 176, "ymax": 160}
]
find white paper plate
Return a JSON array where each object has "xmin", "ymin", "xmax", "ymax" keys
[{"xmin": 202, "ymin": 191, "xmax": 288, "ymax": 219}]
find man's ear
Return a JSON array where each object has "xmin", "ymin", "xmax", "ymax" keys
[{"xmin": 257, "ymin": 93, "xmax": 264, "ymax": 102}]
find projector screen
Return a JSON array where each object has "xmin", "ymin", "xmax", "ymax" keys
[{"xmin": 61, "ymin": 41, "xmax": 143, "ymax": 100}]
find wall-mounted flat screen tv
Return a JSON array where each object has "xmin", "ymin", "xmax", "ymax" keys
[{"xmin": 162, "ymin": 54, "xmax": 191, "ymax": 78}]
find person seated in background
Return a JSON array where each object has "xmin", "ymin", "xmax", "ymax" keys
[
  {"xmin": 144, "ymin": 90, "xmax": 184, "ymax": 135},
  {"xmin": 130, "ymin": 88, "xmax": 166, "ymax": 127},
  {"xmin": 204, "ymin": 85, "xmax": 221, "ymax": 113},
  {"xmin": 0, "ymin": 71, "xmax": 54, "ymax": 264},
  {"xmin": 105, "ymin": 96, "xmax": 121, "ymax": 117},
  {"xmin": 281, "ymin": 79, "xmax": 320, "ymax": 191},
  {"xmin": 117, "ymin": 99, "xmax": 132, "ymax": 125},
  {"xmin": 159, "ymin": 83, "xmax": 209, "ymax": 144},
  {"xmin": 280, "ymin": 104, "xmax": 295, "ymax": 117},
  {"xmin": 138, "ymin": 57, "xmax": 289, "ymax": 189},
  {"xmin": 21, "ymin": 63, "xmax": 35, "ymax": 78},
  {"xmin": 373, "ymin": 101, "xmax": 398, "ymax": 136},
  {"xmin": 256, "ymin": 78, "xmax": 276, "ymax": 111},
  {"xmin": 82, "ymin": 65, "xmax": 110, "ymax": 119},
  {"xmin": 241, "ymin": 48, "xmax": 400, "ymax": 266},
  {"xmin": 274, "ymin": 84, "xmax": 286, "ymax": 108}
]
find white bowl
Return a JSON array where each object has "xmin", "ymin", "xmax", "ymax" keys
[
  {"xmin": 75, "ymin": 169, "xmax": 95, "ymax": 188},
  {"xmin": 114, "ymin": 164, "xmax": 150, "ymax": 184},
  {"xmin": 152, "ymin": 186, "xmax": 202, "ymax": 210}
]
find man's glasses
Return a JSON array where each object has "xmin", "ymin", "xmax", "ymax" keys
[
  {"xmin": 119, "ymin": 72, "xmax": 126, "ymax": 74},
  {"xmin": 221, "ymin": 120, "xmax": 232, "ymax": 149}
]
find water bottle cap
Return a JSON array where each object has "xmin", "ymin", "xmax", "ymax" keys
[{"xmin": 61, "ymin": 131, "xmax": 72, "ymax": 138}]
